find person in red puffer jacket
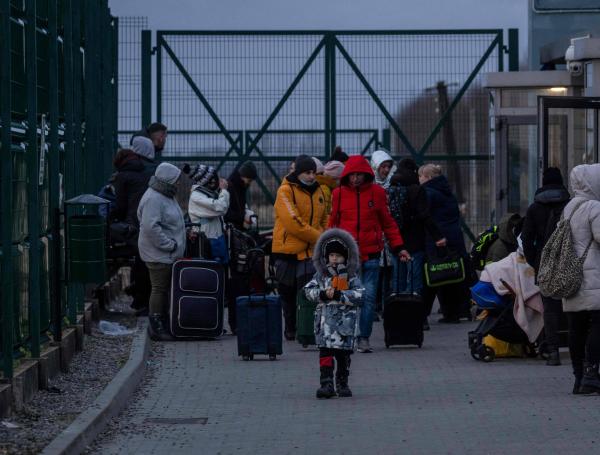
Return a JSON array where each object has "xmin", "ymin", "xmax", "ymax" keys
[{"xmin": 329, "ymin": 155, "xmax": 410, "ymax": 352}]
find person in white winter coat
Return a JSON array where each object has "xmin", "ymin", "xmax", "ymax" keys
[
  {"xmin": 188, "ymin": 164, "xmax": 230, "ymax": 264},
  {"xmin": 370, "ymin": 149, "xmax": 396, "ymax": 190},
  {"xmin": 561, "ymin": 164, "xmax": 600, "ymax": 394}
]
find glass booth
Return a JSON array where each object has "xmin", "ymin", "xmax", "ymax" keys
[{"xmin": 485, "ymin": 71, "xmax": 583, "ymax": 220}]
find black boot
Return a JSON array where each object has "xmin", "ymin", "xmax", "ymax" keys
[
  {"xmin": 546, "ymin": 350, "xmax": 561, "ymax": 366},
  {"xmin": 579, "ymin": 362, "xmax": 600, "ymax": 394},
  {"xmin": 335, "ymin": 353, "xmax": 352, "ymax": 397},
  {"xmin": 316, "ymin": 367, "xmax": 336, "ymax": 399},
  {"xmin": 148, "ymin": 314, "xmax": 174, "ymax": 341}
]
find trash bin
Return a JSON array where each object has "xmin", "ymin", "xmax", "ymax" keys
[{"xmin": 65, "ymin": 194, "xmax": 109, "ymax": 284}]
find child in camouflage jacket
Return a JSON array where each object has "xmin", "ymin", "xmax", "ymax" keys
[{"xmin": 304, "ymin": 228, "xmax": 364, "ymax": 399}]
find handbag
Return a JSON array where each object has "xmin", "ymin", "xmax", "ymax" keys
[{"xmin": 424, "ymin": 247, "xmax": 465, "ymax": 287}]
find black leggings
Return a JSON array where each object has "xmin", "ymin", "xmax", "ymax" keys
[{"xmin": 567, "ymin": 310, "xmax": 600, "ymax": 375}]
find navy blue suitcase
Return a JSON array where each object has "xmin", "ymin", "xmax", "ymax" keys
[
  {"xmin": 170, "ymin": 259, "xmax": 225, "ymax": 339},
  {"xmin": 236, "ymin": 294, "xmax": 283, "ymax": 360}
]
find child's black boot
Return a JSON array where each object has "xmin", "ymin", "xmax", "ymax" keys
[
  {"xmin": 316, "ymin": 355, "xmax": 336, "ymax": 399},
  {"xmin": 335, "ymin": 352, "xmax": 352, "ymax": 397}
]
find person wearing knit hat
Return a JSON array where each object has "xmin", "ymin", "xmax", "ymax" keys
[
  {"xmin": 312, "ymin": 157, "xmax": 325, "ymax": 175},
  {"xmin": 331, "ymin": 146, "xmax": 349, "ymax": 163},
  {"xmin": 273, "ymin": 153, "xmax": 328, "ymax": 340},
  {"xmin": 521, "ymin": 166, "xmax": 570, "ymax": 367},
  {"xmin": 323, "ymin": 160, "xmax": 345, "ymax": 182},
  {"xmin": 188, "ymin": 163, "xmax": 230, "ymax": 266},
  {"xmin": 294, "ymin": 154, "xmax": 317, "ymax": 178},
  {"xmin": 317, "ymin": 159, "xmax": 344, "ymax": 215},
  {"xmin": 138, "ymin": 162, "xmax": 186, "ymax": 341}
]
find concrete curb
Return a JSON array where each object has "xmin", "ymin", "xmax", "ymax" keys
[{"xmin": 41, "ymin": 320, "xmax": 150, "ymax": 455}]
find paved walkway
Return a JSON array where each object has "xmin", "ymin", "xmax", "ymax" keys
[{"xmin": 92, "ymin": 315, "xmax": 600, "ymax": 455}]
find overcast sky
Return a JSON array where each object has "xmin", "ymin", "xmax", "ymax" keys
[{"xmin": 109, "ymin": 0, "xmax": 529, "ymax": 60}]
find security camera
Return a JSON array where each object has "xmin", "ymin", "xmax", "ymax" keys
[{"xmin": 568, "ymin": 61, "xmax": 583, "ymax": 76}]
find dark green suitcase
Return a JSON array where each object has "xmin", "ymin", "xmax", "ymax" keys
[{"xmin": 296, "ymin": 291, "xmax": 317, "ymax": 348}]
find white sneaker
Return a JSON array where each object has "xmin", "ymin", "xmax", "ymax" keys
[{"xmin": 357, "ymin": 337, "xmax": 373, "ymax": 353}]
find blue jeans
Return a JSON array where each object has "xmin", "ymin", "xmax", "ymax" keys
[
  {"xmin": 391, "ymin": 251, "xmax": 425, "ymax": 296},
  {"xmin": 359, "ymin": 259, "xmax": 380, "ymax": 338}
]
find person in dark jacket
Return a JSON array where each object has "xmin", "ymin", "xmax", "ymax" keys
[
  {"xmin": 131, "ymin": 136, "xmax": 158, "ymax": 181},
  {"xmin": 521, "ymin": 167, "xmax": 570, "ymax": 366},
  {"xmin": 111, "ymin": 148, "xmax": 152, "ymax": 314},
  {"xmin": 388, "ymin": 159, "xmax": 445, "ymax": 304},
  {"xmin": 419, "ymin": 164, "xmax": 470, "ymax": 324},
  {"xmin": 225, "ymin": 161, "xmax": 257, "ymax": 231},
  {"xmin": 485, "ymin": 213, "xmax": 522, "ymax": 264}
]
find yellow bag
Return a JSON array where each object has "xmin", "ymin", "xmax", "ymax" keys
[{"xmin": 483, "ymin": 335, "xmax": 524, "ymax": 358}]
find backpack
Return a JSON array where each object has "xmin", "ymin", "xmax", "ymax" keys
[
  {"xmin": 387, "ymin": 185, "xmax": 409, "ymax": 229},
  {"xmin": 470, "ymin": 225, "xmax": 499, "ymax": 271},
  {"xmin": 538, "ymin": 200, "xmax": 593, "ymax": 299}
]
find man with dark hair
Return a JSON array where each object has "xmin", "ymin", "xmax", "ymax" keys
[{"xmin": 130, "ymin": 122, "xmax": 168, "ymax": 156}]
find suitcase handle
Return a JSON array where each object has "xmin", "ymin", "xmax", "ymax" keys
[{"xmin": 394, "ymin": 256, "xmax": 415, "ymax": 295}]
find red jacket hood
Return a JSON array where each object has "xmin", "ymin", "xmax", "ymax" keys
[{"xmin": 340, "ymin": 156, "xmax": 375, "ymax": 186}]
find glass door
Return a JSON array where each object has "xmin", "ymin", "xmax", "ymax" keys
[{"xmin": 538, "ymin": 96, "xmax": 600, "ymax": 185}]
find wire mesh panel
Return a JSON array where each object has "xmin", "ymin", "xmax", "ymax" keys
[
  {"xmin": 155, "ymin": 30, "xmax": 505, "ymax": 230},
  {"xmin": 118, "ymin": 16, "xmax": 148, "ymax": 146}
]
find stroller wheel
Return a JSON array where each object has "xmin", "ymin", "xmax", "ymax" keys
[
  {"xmin": 481, "ymin": 346, "xmax": 495, "ymax": 363},
  {"xmin": 524, "ymin": 343, "xmax": 538, "ymax": 358},
  {"xmin": 470, "ymin": 346, "xmax": 481, "ymax": 361}
]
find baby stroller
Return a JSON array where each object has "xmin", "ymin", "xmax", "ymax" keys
[{"xmin": 468, "ymin": 280, "xmax": 537, "ymax": 362}]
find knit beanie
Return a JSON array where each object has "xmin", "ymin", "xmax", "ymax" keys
[
  {"xmin": 238, "ymin": 161, "xmax": 258, "ymax": 180},
  {"xmin": 294, "ymin": 154, "xmax": 317, "ymax": 175},
  {"xmin": 323, "ymin": 160, "xmax": 344, "ymax": 181},
  {"xmin": 324, "ymin": 239, "xmax": 348, "ymax": 260},
  {"xmin": 190, "ymin": 164, "xmax": 218, "ymax": 187},
  {"xmin": 312, "ymin": 157, "xmax": 324, "ymax": 174},
  {"xmin": 398, "ymin": 157, "xmax": 418, "ymax": 173},
  {"xmin": 331, "ymin": 146, "xmax": 349, "ymax": 163},
  {"xmin": 542, "ymin": 167, "xmax": 563, "ymax": 186}
]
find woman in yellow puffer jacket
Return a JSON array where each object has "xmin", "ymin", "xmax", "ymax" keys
[{"xmin": 272, "ymin": 155, "xmax": 328, "ymax": 340}]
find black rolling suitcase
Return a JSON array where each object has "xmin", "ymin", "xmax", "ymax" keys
[
  {"xmin": 383, "ymin": 260, "xmax": 424, "ymax": 348},
  {"xmin": 169, "ymin": 258, "xmax": 225, "ymax": 339}
]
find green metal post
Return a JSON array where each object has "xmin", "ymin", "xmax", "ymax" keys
[
  {"xmin": 329, "ymin": 35, "xmax": 336, "ymax": 156},
  {"xmin": 1, "ymin": 0, "xmax": 15, "ymax": 379},
  {"xmin": 84, "ymin": 0, "xmax": 99, "ymax": 194},
  {"xmin": 101, "ymin": 1, "xmax": 113, "ymax": 178},
  {"xmin": 508, "ymin": 29, "xmax": 519, "ymax": 72},
  {"xmin": 142, "ymin": 30, "xmax": 152, "ymax": 128},
  {"xmin": 498, "ymin": 30, "xmax": 504, "ymax": 72},
  {"xmin": 47, "ymin": 0, "xmax": 62, "ymax": 342},
  {"xmin": 324, "ymin": 34, "xmax": 331, "ymax": 157},
  {"xmin": 112, "ymin": 16, "xmax": 119, "ymax": 151},
  {"xmin": 156, "ymin": 33, "xmax": 162, "ymax": 123},
  {"xmin": 26, "ymin": 0, "xmax": 41, "ymax": 358},
  {"xmin": 382, "ymin": 128, "xmax": 391, "ymax": 150}
]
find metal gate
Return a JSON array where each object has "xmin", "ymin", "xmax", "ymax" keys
[{"xmin": 133, "ymin": 29, "xmax": 518, "ymax": 231}]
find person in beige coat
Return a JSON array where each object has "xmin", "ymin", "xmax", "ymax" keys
[{"xmin": 562, "ymin": 164, "xmax": 600, "ymax": 394}]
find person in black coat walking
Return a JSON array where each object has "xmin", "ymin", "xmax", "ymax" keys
[
  {"xmin": 223, "ymin": 161, "xmax": 257, "ymax": 333},
  {"xmin": 388, "ymin": 158, "xmax": 445, "ymax": 299},
  {"xmin": 111, "ymin": 148, "xmax": 152, "ymax": 314},
  {"xmin": 419, "ymin": 164, "xmax": 470, "ymax": 325},
  {"xmin": 521, "ymin": 167, "xmax": 570, "ymax": 366},
  {"xmin": 225, "ymin": 161, "xmax": 257, "ymax": 231}
]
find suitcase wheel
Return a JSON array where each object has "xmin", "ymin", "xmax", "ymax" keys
[
  {"xmin": 269, "ymin": 354, "xmax": 277, "ymax": 361},
  {"xmin": 385, "ymin": 344, "xmax": 390, "ymax": 349},
  {"xmin": 418, "ymin": 343, "xmax": 423, "ymax": 348},
  {"xmin": 480, "ymin": 346, "xmax": 495, "ymax": 363},
  {"xmin": 302, "ymin": 344, "xmax": 308, "ymax": 349},
  {"xmin": 242, "ymin": 354, "xmax": 254, "ymax": 361}
]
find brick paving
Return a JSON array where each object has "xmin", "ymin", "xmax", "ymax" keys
[{"xmin": 91, "ymin": 315, "xmax": 600, "ymax": 455}]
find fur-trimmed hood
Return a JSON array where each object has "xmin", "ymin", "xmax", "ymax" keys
[{"xmin": 313, "ymin": 228, "xmax": 360, "ymax": 277}]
